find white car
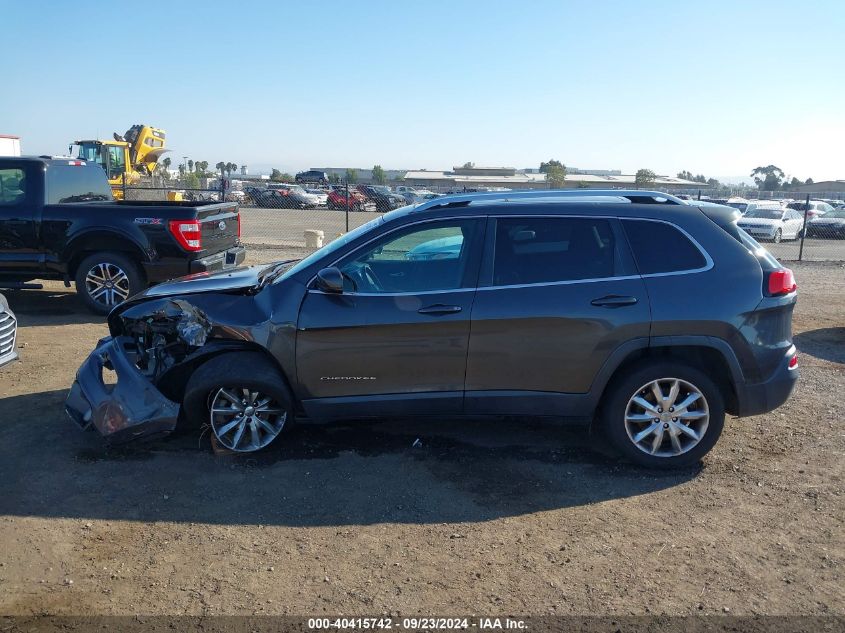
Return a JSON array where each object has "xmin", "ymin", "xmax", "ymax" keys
[
  {"xmin": 0, "ymin": 292, "xmax": 18, "ymax": 368},
  {"xmin": 305, "ymin": 188, "xmax": 329, "ymax": 206},
  {"xmin": 785, "ymin": 200, "xmax": 834, "ymax": 220},
  {"xmin": 737, "ymin": 206, "xmax": 806, "ymax": 243}
]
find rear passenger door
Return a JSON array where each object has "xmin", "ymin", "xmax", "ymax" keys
[
  {"xmin": 0, "ymin": 162, "xmax": 41, "ymax": 274},
  {"xmin": 464, "ymin": 215, "xmax": 651, "ymax": 411}
]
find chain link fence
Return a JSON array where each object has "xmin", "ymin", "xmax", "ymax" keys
[{"xmin": 121, "ymin": 174, "xmax": 845, "ymax": 265}]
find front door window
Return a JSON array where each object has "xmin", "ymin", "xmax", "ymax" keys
[{"xmin": 338, "ymin": 220, "xmax": 479, "ymax": 293}]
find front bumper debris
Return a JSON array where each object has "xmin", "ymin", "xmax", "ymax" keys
[{"xmin": 65, "ymin": 336, "xmax": 179, "ymax": 443}]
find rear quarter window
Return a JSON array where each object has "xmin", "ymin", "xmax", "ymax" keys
[
  {"xmin": 622, "ymin": 220, "xmax": 707, "ymax": 274},
  {"xmin": 46, "ymin": 165, "xmax": 113, "ymax": 204}
]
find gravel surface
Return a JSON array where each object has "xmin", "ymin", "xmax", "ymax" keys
[{"xmin": 0, "ymin": 261, "xmax": 842, "ymax": 616}]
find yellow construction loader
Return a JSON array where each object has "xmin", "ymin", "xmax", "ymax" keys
[{"xmin": 72, "ymin": 124, "xmax": 170, "ymax": 199}]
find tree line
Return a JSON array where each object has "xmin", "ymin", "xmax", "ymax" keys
[{"xmin": 749, "ymin": 165, "xmax": 815, "ymax": 191}]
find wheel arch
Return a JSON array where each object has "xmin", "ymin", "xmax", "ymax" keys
[
  {"xmin": 592, "ymin": 337, "xmax": 743, "ymax": 415},
  {"xmin": 157, "ymin": 339, "xmax": 301, "ymax": 415},
  {"xmin": 65, "ymin": 231, "xmax": 149, "ymax": 279}
]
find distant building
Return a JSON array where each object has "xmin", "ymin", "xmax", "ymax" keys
[
  {"xmin": 0, "ymin": 134, "xmax": 21, "ymax": 157},
  {"xmin": 788, "ymin": 180, "xmax": 845, "ymax": 194},
  {"xmin": 403, "ymin": 165, "xmax": 705, "ymax": 191},
  {"xmin": 240, "ymin": 165, "xmax": 248, "ymax": 176},
  {"xmin": 312, "ymin": 166, "xmax": 407, "ymax": 182}
]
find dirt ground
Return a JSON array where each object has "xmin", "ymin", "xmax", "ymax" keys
[{"xmin": 0, "ymin": 260, "xmax": 842, "ymax": 617}]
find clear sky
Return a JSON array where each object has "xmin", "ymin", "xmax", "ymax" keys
[{"xmin": 4, "ymin": 0, "xmax": 844, "ymax": 182}]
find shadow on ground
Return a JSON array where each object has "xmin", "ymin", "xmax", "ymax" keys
[
  {"xmin": 0, "ymin": 389, "xmax": 698, "ymax": 527},
  {"xmin": 794, "ymin": 327, "xmax": 845, "ymax": 364},
  {"xmin": 3, "ymin": 287, "xmax": 103, "ymax": 326}
]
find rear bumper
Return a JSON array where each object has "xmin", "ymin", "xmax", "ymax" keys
[
  {"xmin": 144, "ymin": 245, "xmax": 247, "ymax": 283},
  {"xmin": 190, "ymin": 245, "xmax": 247, "ymax": 274},
  {"xmin": 736, "ymin": 346, "xmax": 798, "ymax": 417},
  {"xmin": 65, "ymin": 336, "xmax": 179, "ymax": 443}
]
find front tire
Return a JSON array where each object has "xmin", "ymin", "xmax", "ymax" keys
[
  {"xmin": 74, "ymin": 251, "xmax": 144, "ymax": 315},
  {"xmin": 183, "ymin": 352, "xmax": 294, "ymax": 453},
  {"xmin": 598, "ymin": 361, "xmax": 725, "ymax": 469}
]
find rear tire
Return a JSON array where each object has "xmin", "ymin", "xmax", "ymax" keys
[
  {"xmin": 74, "ymin": 251, "xmax": 144, "ymax": 315},
  {"xmin": 773, "ymin": 228, "xmax": 783, "ymax": 243},
  {"xmin": 598, "ymin": 361, "xmax": 725, "ymax": 469},
  {"xmin": 183, "ymin": 352, "xmax": 294, "ymax": 453}
]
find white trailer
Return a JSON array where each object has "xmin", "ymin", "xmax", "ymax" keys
[{"xmin": 0, "ymin": 135, "xmax": 21, "ymax": 157}]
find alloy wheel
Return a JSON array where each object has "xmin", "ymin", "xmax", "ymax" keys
[
  {"xmin": 84, "ymin": 262, "xmax": 131, "ymax": 308},
  {"xmin": 210, "ymin": 387, "xmax": 287, "ymax": 452},
  {"xmin": 624, "ymin": 377, "xmax": 709, "ymax": 457}
]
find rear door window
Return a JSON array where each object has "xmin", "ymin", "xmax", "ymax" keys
[
  {"xmin": 491, "ymin": 217, "xmax": 618, "ymax": 285},
  {"xmin": 622, "ymin": 220, "xmax": 708, "ymax": 275}
]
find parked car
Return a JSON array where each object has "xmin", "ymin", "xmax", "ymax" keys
[
  {"xmin": 253, "ymin": 188, "xmax": 313, "ymax": 209},
  {"xmin": 67, "ymin": 189, "xmax": 798, "ymax": 468},
  {"xmin": 737, "ymin": 206, "xmax": 806, "ymax": 242},
  {"xmin": 785, "ymin": 200, "xmax": 834, "ymax": 220},
  {"xmin": 412, "ymin": 191, "xmax": 440, "ymax": 203},
  {"xmin": 295, "ymin": 170, "xmax": 329, "ymax": 186},
  {"xmin": 0, "ymin": 156, "xmax": 244, "ymax": 314},
  {"xmin": 356, "ymin": 185, "xmax": 406, "ymax": 212},
  {"xmin": 225, "ymin": 189, "xmax": 246, "ymax": 203},
  {"xmin": 273, "ymin": 184, "xmax": 322, "ymax": 208},
  {"xmin": 394, "ymin": 185, "xmax": 419, "ymax": 199},
  {"xmin": 0, "ymin": 292, "xmax": 18, "ymax": 368},
  {"xmin": 243, "ymin": 185, "xmax": 266, "ymax": 205},
  {"xmin": 326, "ymin": 188, "xmax": 376, "ymax": 212},
  {"xmin": 304, "ymin": 188, "xmax": 329, "ymax": 207},
  {"xmin": 806, "ymin": 208, "xmax": 845, "ymax": 239}
]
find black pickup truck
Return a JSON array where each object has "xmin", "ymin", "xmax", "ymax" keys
[{"xmin": 0, "ymin": 156, "xmax": 245, "ymax": 313}]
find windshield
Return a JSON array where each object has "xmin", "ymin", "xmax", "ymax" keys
[
  {"xmin": 273, "ymin": 216, "xmax": 384, "ymax": 283},
  {"xmin": 786, "ymin": 203, "xmax": 810, "ymax": 211},
  {"xmin": 726, "ymin": 202, "xmax": 748, "ymax": 212},
  {"xmin": 744, "ymin": 208, "xmax": 782, "ymax": 219}
]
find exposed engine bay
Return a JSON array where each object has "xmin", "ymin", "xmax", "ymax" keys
[{"xmin": 118, "ymin": 299, "xmax": 212, "ymax": 382}]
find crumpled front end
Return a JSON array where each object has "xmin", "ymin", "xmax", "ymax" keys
[
  {"xmin": 65, "ymin": 336, "xmax": 181, "ymax": 442},
  {"xmin": 66, "ymin": 297, "xmax": 217, "ymax": 443}
]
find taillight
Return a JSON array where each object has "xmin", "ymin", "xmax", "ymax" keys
[
  {"xmin": 788, "ymin": 355, "xmax": 798, "ymax": 369},
  {"xmin": 168, "ymin": 219, "xmax": 202, "ymax": 252},
  {"xmin": 766, "ymin": 268, "xmax": 796, "ymax": 296}
]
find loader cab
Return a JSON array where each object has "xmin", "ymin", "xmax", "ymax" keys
[{"xmin": 74, "ymin": 141, "xmax": 130, "ymax": 182}]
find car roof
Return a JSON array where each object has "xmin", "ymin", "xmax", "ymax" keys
[
  {"xmin": 381, "ymin": 189, "xmax": 739, "ymax": 225},
  {"xmin": 6, "ymin": 155, "xmax": 97, "ymax": 167}
]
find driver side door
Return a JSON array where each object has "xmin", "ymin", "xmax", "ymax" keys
[{"xmin": 296, "ymin": 217, "xmax": 485, "ymax": 419}]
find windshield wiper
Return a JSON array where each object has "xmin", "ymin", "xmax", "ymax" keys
[{"xmin": 255, "ymin": 259, "xmax": 300, "ymax": 290}]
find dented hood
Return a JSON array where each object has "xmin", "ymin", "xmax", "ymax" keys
[{"xmin": 140, "ymin": 264, "xmax": 273, "ymax": 298}]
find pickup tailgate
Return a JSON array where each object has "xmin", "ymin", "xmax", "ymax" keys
[{"xmin": 197, "ymin": 202, "xmax": 240, "ymax": 253}]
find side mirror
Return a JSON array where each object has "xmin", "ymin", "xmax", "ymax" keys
[{"xmin": 314, "ymin": 267, "xmax": 344, "ymax": 293}]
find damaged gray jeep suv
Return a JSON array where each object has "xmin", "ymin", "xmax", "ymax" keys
[{"xmin": 66, "ymin": 190, "xmax": 799, "ymax": 468}]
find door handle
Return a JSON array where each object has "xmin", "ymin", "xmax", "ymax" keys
[
  {"xmin": 590, "ymin": 295, "xmax": 638, "ymax": 308},
  {"xmin": 418, "ymin": 304, "xmax": 462, "ymax": 315}
]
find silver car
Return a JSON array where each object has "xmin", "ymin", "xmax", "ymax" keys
[
  {"xmin": 0, "ymin": 292, "xmax": 18, "ymax": 368},
  {"xmin": 737, "ymin": 206, "xmax": 805, "ymax": 243}
]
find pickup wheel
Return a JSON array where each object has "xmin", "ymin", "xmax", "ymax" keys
[
  {"xmin": 74, "ymin": 251, "xmax": 144, "ymax": 315},
  {"xmin": 183, "ymin": 352, "xmax": 294, "ymax": 453},
  {"xmin": 597, "ymin": 361, "xmax": 725, "ymax": 469}
]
